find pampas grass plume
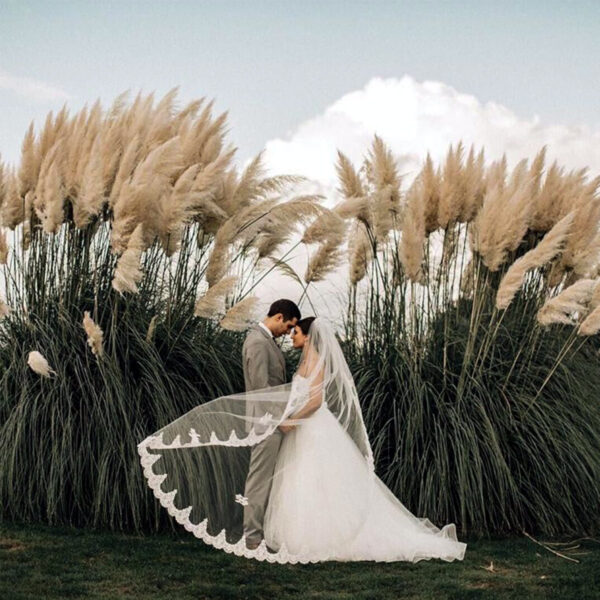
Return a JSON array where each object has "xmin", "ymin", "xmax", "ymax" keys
[
  {"xmin": 18, "ymin": 121, "xmax": 39, "ymax": 197},
  {"xmin": 112, "ymin": 224, "xmax": 145, "ymax": 294},
  {"xmin": 496, "ymin": 211, "xmax": 574, "ymax": 310},
  {"xmin": 82, "ymin": 311, "xmax": 104, "ymax": 358},
  {"xmin": 399, "ymin": 178, "xmax": 426, "ymax": 283},
  {"xmin": 578, "ymin": 305, "xmax": 600, "ymax": 336},
  {"xmin": 537, "ymin": 278, "xmax": 597, "ymax": 326},
  {"xmin": 0, "ymin": 229, "xmax": 8, "ymax": 264},
  {"xmin": 75, "ymin": 133, "xmax": 105, "ymax": 228},
  {"xmin": 194, "ymin": 275, "xmax": 238, "ymax": 318},
  {"xmin": 220, "ymin": 296, "xmax": 259, "ymax": 331},
  {"xmin": 27, "ymin": 350, "xmax": 55, "ymax": 378},
  {"xmin": 335, "ymin": 150, "xmax": 364, "ymax": 199},
  {"xmin": 2, "ymin": 167, "xmax": 25, "ymax": 229},
  {"xmin": 146, "ymin": 315, "xmax": 158, "ymax": 343},
  {"xmin": 305, "ymin": 234, "xmax": 345, "ymax": 283},
  {"xmin": 348, "ymin": 222, "xmax": 372, "ymax": 285}
]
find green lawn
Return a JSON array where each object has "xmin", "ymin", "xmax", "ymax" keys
[{"xmin": 0, "ymin": 521, "xmax": 598, "ymax": 599}]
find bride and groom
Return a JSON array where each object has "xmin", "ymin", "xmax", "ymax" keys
[{"xmin": 138, "ymin": 298, "xmax": 466, "ymax": 563}]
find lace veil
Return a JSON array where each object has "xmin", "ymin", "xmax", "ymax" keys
[{"xmin": 138, "ymin": 316, "xmax": 374, "ymax": 563}]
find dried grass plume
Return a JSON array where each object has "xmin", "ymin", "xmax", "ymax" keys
[
  {"xmin": 82, "ymin": 311, "xmax": 104, "ymax": 358},
  {"xmin": 27, "ymin": 350, "xmax": 55, "ymax": 378},
  {"xmin": 195, "ymin": 275, "xmax": 238, "ymax": 318},
  {"xmin": 537, "ymin": 279, "xmax": 597, "ymax": 326},
  {"xmin": 220, "ymin": 296, "xmax": 260, "ymax": 331},
  {"xmin": 496, "ymin": 212, "xmax": 575, "ymax": 310}
]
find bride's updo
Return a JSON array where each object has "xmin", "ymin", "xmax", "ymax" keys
[{"xmin": 296, "ymin": 316, "xmax": 315, "ymax": 335}]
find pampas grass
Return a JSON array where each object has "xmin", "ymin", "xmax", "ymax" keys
[
  {"xmin": 496, "ymin": 211, "xmax": 575, "ymax": 310},
  {"xmin": 537, "ymin": 279, "xmax": 598, "ymax": 326},
  {"xmin": 337, "ymin": 135, "xmax": 600, "ymax": 537},
  {"xmin": 75, "ymin": 134, "xmax": 105, "ymax": 228},
  {"xmin": 112, "ymin": 224, "xmax": 145, "ymax": 294},
  {"xmin": 421, "ymin": 154, "xmax": 441, "ymax": 234},
  {"xmin": 305, "ymin": 232, "xmax": 345, "ymax": 283},
  {"xmin": 82, "ymin": 311, "xmax": 104, "ymax": 358},
  {"xmin": 3, "ymin": 91, "xmax": 600, "ymax": 539},
  {"xmin": 303, "ymin": 209, "xmax": 347, "ymax": 284},
  {"xmin": 194, "ymin": 275, "xmax": 238, "ymax": 318},
  {"xmin": 348, "ymin": 221, "xmax": 373, "ymax": 285},
  {"xmin": 554, "ymin": 187, "xmax": 600, "ymax": 279},
  {"xmin": 366, "ymin": 139, "xmax": 402, "ymax": 242},
  {"xmin": 399, "ymin": 177, "xmax": 426, "ymax": 283},
  {"xmin": 27, "ymin": 350, "xmax": 55, "ymax": 377},
  {"xmin": 2, "ymin": 168, "xmax": 24, "ymax": 229},
  {"xmin": 0, "ymin": 89, "xmax": 328, "ymax": 534},
  {"xmin": 0, "ymin": 229, "xmax": 8, "ymax": 264},
  {"xmin": 472, "ymin": 173, "xmax": 534, "ymax": 271},
  {"xmin": 437, "ymin": 142, "xmax": 464, "ymax": 229},
  {"xmin": 336, "ymin": 150, "xmax": 365, "ymax": 201},
  {"xmin": 578, "ymin": 305, "xmax": 600, "ymax": 335},
  {"xmin": 220, "ymin": 296, "xmax": 259, "ymax": 331}
]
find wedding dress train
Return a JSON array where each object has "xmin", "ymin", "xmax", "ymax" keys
[{"xmin": 264, "ymin": 374, "xmax": 466, "ymax": 562}]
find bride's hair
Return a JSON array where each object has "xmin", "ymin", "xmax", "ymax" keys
[{"xmin": 296, "ymin": 316, "xmax": 315, "ymax": 335}]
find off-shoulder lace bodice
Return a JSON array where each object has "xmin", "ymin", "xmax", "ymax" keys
[{"xmin": 289, "ymin": 373, "xmax": 327, "ymax": 413}]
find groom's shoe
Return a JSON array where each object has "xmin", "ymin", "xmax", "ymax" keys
[
  {"xmin": 247, "ymin": 541, "xmax": 277, "ymax": 553},
  {"xmin": 246, "ymin": 539, "xmax": 261, "ymax": 550}
]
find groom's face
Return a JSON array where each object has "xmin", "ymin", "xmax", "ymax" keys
[{"xmin": 273, "ymin": 314, "xmax": 298, "ymax": 338}]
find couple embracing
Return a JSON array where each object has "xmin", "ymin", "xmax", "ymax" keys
[{"xmin": 139, "ymin": 299, "xmax": 466, "ymax": 563}]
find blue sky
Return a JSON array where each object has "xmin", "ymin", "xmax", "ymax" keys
[{"xmin": 1, "ymin": 0, "xmax": 599, "ymax": 167}]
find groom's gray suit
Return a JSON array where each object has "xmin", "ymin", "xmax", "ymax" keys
[{"xmin": 242, "ymin": 323, "xmax": 286, "ymax": 545}]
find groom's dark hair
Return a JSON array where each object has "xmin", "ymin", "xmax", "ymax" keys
[{"xmin": 268, "ymin": 299, "xmax": 301, "ymax": 322}]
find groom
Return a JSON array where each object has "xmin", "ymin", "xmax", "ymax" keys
[{"xmin": 242, "ymin": 298, "xmax": 301, "ymax": 549}]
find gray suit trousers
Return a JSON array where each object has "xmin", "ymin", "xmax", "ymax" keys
[
  {"xmin": 241, "ymin": 323, "xmax": 287, "ymax": 544},
  {"xmin": 243, "ymin": 428, "xmax": 284, "ymax": 543}
]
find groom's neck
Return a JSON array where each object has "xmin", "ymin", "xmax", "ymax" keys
[{"xmin": 262, "ymin": 318, "xmax": 277, "ymax": 337}]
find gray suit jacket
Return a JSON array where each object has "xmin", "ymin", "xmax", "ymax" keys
[{"xmin": 242, "ymin": 324, "xmax": 286, "ymax": 392}]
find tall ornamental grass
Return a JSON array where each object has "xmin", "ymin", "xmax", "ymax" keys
[
  {"xmin": 334, "ymin": 140, "xmax": 600, "ymax": 536},
  {"xmin": 0, "ymin": 90, "xmax": 341, "ymax": 531},
  {"xmin": 1, "ymin": 88, "xmax": 599, "ymax": 538}
]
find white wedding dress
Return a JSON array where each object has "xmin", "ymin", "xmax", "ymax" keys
[
  {"xmin": 264, "ymin": 374, "xmax": 467, "ymax": 563},
  {"xmin": 139, "ymin": 317, "xmax": 466, "ymax": 564}
]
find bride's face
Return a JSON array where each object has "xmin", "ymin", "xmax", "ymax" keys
[{"xmin": 290, "ymin": 325, "xmax": 308, "ymax": 349}]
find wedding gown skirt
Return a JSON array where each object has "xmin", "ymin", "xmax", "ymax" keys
[{"xmin": 264, "ymin": 397, "xmax": 467, "ymax": 563}]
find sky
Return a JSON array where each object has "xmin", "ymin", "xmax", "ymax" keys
[
  {"xmin": 1, "ymin": 0, "xmax": 599, "ymax": 314},
  {"xmin": 1, "ymin": 0, "xmax": 600, "ymax": 169}
]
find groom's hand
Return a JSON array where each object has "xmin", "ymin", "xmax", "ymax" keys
[{"xmin": 278, "ymin": 423, "xmax": 296, "ymax": 433}]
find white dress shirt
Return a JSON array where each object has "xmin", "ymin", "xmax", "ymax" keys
[{"xmin": 259, "ymin": 321, "xmax": 274, "ymax": 338}]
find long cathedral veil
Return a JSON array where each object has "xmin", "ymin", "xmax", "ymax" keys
[{"xmin": 138, "ymin": 317, "xmax": 375, "ymax": 563}]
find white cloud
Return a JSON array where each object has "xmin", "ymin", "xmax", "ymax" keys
[
  {"xmin": 0, "ymin": 68, "xmax": 71, "ymax": 103},
  {"xmin": 263, "ymin": 75, "xmax": 600, "ymax": 192},
  {"xmin": 257, "ymin": 75, "xmax": 600, "ymax": 320}
]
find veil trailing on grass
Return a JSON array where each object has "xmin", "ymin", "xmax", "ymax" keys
[{"xmin": 138, "ymin": 317, "xmax": 375, "ymax": 563}]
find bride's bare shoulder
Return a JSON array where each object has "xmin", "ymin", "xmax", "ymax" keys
[{"xmin": 297, "ymin": 348, "xmax": 322, "ymax": 378}]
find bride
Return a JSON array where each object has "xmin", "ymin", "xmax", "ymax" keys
[{"xmin": 138, "ymin": 316, "xmax": 466, "ymax": 564}]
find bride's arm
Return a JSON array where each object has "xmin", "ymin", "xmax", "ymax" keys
[{"xmin": 287, "ymin": 364, "xmax": 324, "ymax": 421}]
